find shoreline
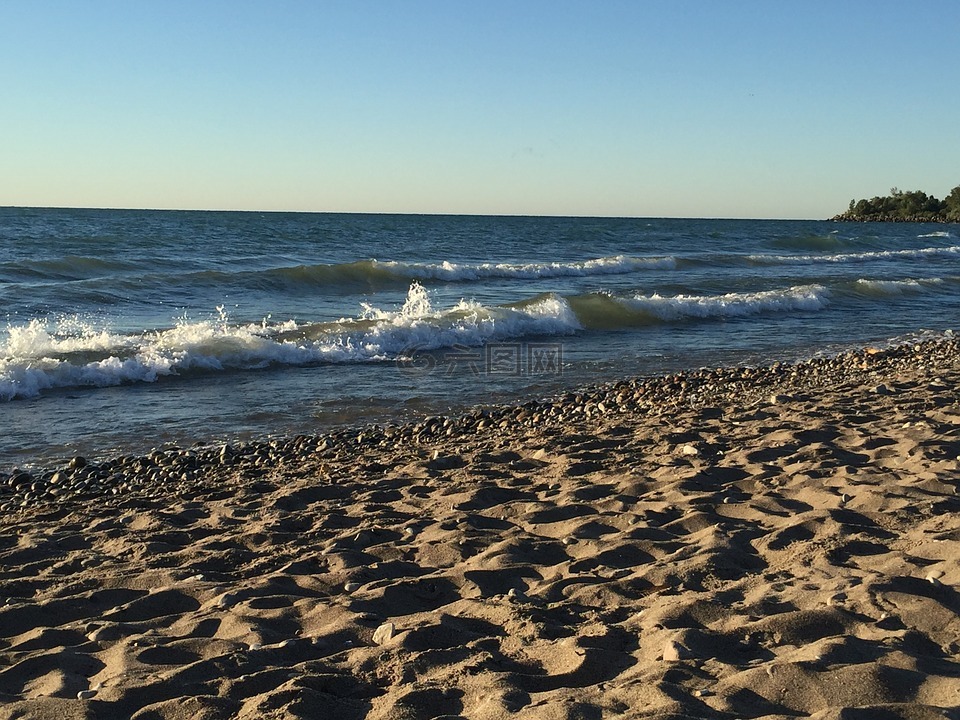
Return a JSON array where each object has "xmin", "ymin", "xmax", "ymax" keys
[
  {"xmin": 2, "ymin": 334, "xmax": 957, "ymax": 513},
  {"xmin": 1, "ymin": 338, "xmax": 959, "ymax": 718}
]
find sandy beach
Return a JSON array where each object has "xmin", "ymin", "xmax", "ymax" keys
[{"xmin": 1, "ymin": 339, "xmax": 959, "ymax": 720}]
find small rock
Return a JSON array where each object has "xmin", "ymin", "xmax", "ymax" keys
[
  {"xmin": 344, "ymin": 582, "xmax": 361, "ymax": 592},
  {"xmin": 662, "ymin": 639, "xmax": 690, "ymax": 662},
  {"xmin": 77, "ymin": 689, "xmax": 97, "ymax": 700},
  {"xmin": 680, "ymin": 444, "xmax": 698, "ymax": 457},
  {"xmin": 926, "ymin": 569, "xmax": 945, "ymax": 586},
  {"xmin": 88, "ymin": 624, "xmax": 125, "ymax": 642},
  {"xmin": 373, "ymin": 622, "xmax": 395, "ymax": 645}
]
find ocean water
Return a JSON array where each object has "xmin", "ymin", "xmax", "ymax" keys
[{"xmin": 2, "ymin": 208, "xmax": 958, "ymax": 468}]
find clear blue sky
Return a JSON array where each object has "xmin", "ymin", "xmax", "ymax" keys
[{"xmin": 3, "ymin": 1, "xmax": 958, "ymax": 218}]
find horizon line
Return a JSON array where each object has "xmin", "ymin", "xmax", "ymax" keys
[{"xmin": 1, "ymin": 204, "xmax": 828, "ymax": 222}]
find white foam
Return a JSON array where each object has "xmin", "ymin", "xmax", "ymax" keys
[
  {"xmin": 373, "ymin": 254, "xmax": 675, "ymax": 281},
  {"xmin": 0, "ymin": 317, "xmax": 132, "ymax": 359},
  {"xmin": 625, "ymin": 285, "xmax": 829, "ymax": 320},
  {"xmin": 918, "ymin": 231, "xmax": 952, "ymax": 238},
  {"xmin": 853, "ymin": 277, "xmax": 943, "ymax": 295},
  {"xmin": 341, "ymin": 282, "xmax": 579, "ymax": 355},
  {"xmin": 749, "ymin": 245, "xmax": 960, "ymax": 265},
  {"xmin": 0, "ymin": 284, "xmax": 581, "ymax": 400}
]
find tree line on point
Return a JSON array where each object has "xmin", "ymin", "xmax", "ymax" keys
[{"xmin": 833, "ymin": 185, "xmax": 960, "ymax": 222}]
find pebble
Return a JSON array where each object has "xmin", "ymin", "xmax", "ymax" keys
[
  {"xmin": 216, "ymin": 593, "xmax": 237, "ymax": 609},
  {"xmin": 344, "ymin": 582, "xmax": 361, "ymax": 592},
  {"xmin": 373, "ymin": 622, "xmax": 395, "ymax": 645},
  {"xmin": 88, "ymin": 624, "xmax": 126, "ymax": 642},
  {"xmin": 662, "ymin": 639, "xmax": 690, "ymax": 662},
  {"xmin": 77, "ymin": 689, "xmax": 97, "ymax": 700}
]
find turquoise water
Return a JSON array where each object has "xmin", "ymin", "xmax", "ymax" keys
[{"xmin": 1, "ymin": 208, "xmax": 958, "ymax": 467}]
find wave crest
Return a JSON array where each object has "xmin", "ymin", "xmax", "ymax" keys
[
  {"xmin": 0, "ymin": 284, "xmax": 581, "ymax": 400},
  {"xmin": 749, "ymin": 245, "xmax": 960, "ymax": 266}
]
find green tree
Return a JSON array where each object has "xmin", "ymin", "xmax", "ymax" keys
[
  {"xmin": 946, "ymin": 185, "xmax": 960, "ymax": 222},
  {"xmin": 898, "ymin": 190, "xmax": 927, "ymax": 218},
  {"xmin": 837, "ymin": 184, "xmax": 960, "ymax": 221}
]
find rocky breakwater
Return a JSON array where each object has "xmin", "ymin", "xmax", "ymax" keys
[{"xmin": 2, "ymin": 334, "xmax": 958, "ymax": 514}]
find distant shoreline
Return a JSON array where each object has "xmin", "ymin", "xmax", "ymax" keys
[
  {"xmin": 830, "ymin": 214, "xmax": 959, "ymax": 223},
  {"xmin": 833, "ymin": 185, "xmax": 960, "ymax": 223}
]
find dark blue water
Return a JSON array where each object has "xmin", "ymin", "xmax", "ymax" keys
[{"xmin": 2, "ymin": 208, "xmax": 958, "ymax": 467}]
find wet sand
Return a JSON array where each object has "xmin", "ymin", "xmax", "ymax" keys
[{"xmin": 1, "ymin": 340, "xmax": 959, "ymax": 720}]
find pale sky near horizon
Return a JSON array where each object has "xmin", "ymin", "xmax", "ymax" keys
[{"xmin": 3, "ymin": 1, "xmax": 959, "ymax": 219}]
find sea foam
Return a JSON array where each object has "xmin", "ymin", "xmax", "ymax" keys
[
  {"xmin": 624, "ymin": 284, "xmax": 829, "ymax": 320},
  {"xmin": 372, "ymin": 254, "xmax": 675, "ymax": 281},
  {"xmin": 0, "ymin": 284, "xmax": 581, "ymax": 400},
  {"xmin": 749, "ymin": 245, "xmax": 960, "ymax": 266}
]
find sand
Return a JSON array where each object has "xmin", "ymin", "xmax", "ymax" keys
[{"xmin": 1, "ymin": 342, "xmax": 959, "ymax": 719}]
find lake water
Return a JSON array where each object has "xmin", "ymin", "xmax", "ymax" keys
[{"xmin": 2, "ymin": 208, "xmax": 957, "ymax": 468}]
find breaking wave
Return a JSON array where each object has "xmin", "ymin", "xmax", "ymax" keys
[
  {"xmin": 749, "ymin": 245, "xmax": 960, "ymax": 266},
  {"xmin": 0, "ymin": 284, "xmax": 580, "ymax": 400},
  {"xmin": 3, "ymin": 274, "xmax": 956, "ymax": 400},
  {"xmin": 569, "ymin": 285, "xmax": 830, "ymax": 329}
]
